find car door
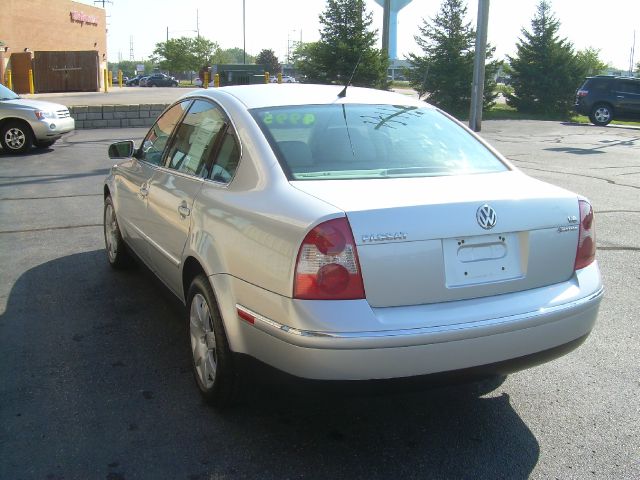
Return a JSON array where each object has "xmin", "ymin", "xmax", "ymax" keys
[
  {"xmin": 115, "ymin": 100, "xmax": 191, "ymax": 263},
  {"xmin": 615, "ymin": 79, "xmax": 640, "ymax": 117},
  {"xmin": 142, "ymin": 99, "xmax": 229, "ymax": 295}
]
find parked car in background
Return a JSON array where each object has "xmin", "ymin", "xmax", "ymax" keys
[
  {"xmin": 0, "ymin": 83, "xmax": 75, "ymax": 153},
  {"xmin": 126, "ymin": 75, "xmax": 145, "ymax": 86},
  {"xmin": 270, "ymin": 75, "xmax": 296, "ymax": 83},
  {"xmin": 144, "ymin": 73, "xmax": 179, "ymax": 87},
  {"xmin": 575, "ymin": 75, "xmax": 640, "ymax": 126},
  {"xmin": 138, "ymin": 76, "xmax": 150, "ymax": 87},
  {"xmin": 104, "ymin": 84, "xmax": 602, "ymax": 408},
  {"xmin": 193, "ymin": 77, "xmax": 213, "ymax": 88}
]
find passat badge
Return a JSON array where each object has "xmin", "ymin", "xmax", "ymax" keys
[{"xmin": 362, "ymin": 232, "xmax": 407, "ymax": 243}]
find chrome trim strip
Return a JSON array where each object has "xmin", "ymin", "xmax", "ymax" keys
[
  {"xmin": 125, "ymin": 220, "xmax": 181, "ymax": 267},
  {"xmin": 236, "ymin": 287, "xmax": 604, "ymax": 350}
]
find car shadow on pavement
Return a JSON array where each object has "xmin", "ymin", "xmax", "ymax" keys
[
  {"xmin": 0, "ymin": 250, "xmax": 539, "ymax": 480},
  {"xmin": 0, "ymin": 146, "xmax": 54, "ymax": 156}
]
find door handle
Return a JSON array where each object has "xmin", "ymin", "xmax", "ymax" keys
[
  {"xmin": 178, "ymin": 202, "xmax": 191, "ymax": 218},
  {"xmin": 139, "ymin": 184, "xmax": 149, "ymax": 198},
  {"xmin": 616, "ymin": 95, "xmax": 624, "ymax": 99}
]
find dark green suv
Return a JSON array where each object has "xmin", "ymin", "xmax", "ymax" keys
[{"xmin": 575, "ymin": 76, "xmax": 640, "ymax": 126}]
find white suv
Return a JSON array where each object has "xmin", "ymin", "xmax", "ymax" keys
[{"xmin": 0, "ymin": 84, "xmax": 75, "ymax": 153}]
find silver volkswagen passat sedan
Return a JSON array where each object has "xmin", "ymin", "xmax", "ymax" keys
[{"xmin": 104, "ymin": 84, "xmax": 603, "ymax": 407}]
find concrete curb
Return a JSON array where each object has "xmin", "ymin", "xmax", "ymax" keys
[{"xmin": 68, "ymin": 103, "xmax": 168, "ymax": 129}]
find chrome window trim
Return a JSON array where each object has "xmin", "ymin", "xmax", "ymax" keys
[
  {"xmin": 236, "ymin": 286, "xmax": 603, "ymax": 350},
  {"xmin": 155, "ymin": 165, "xmax": 207, "ymax": 183}
]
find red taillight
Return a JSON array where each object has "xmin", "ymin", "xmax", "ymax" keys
[
  {"xmin": 574, "ymin": 199, "xmax": 596, "ymax": 270},
  {"xmin": 577, "ymin": 89, "xmax": 589, "ymax": 98},
  {"xmin": 294, "ymin": 217, "xmax": 365, "ymax": 300}
]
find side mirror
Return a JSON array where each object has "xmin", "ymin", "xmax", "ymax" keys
[{"xmin": 108, "ymin": 140, "xmax": 135, "ymax": 159}]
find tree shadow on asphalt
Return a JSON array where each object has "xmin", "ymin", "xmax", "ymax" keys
[
  {"xmin": 561, "ymin": 121, "xmax": 640, "ymax": 132},
  {"xmin": 0, "ymin": 168, "xmax": 110, "ymax": 188},
  {"xmin": 0, "ymin": 250, "xmax": 539, "ymax": 480}
]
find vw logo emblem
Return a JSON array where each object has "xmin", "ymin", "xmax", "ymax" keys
[{"xmin": 476, "ymin": 204, "xmax": 497, "ymax": 230}]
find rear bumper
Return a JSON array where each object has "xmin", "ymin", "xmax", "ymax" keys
[
  {"xmin": 233, "ymin": 332, "xmax": 591, "ymax": 391},
  {"xmin": 235, "ymin": 285, "xmax": 602, "ymax": 380},
  {"xmin": 574, "ymin": 101, "xmax": 590, "ymax": 115}
]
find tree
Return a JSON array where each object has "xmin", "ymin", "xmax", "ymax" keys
[
  {"xmin": 294, "ymin": 0, "xmax": 388, "ymax": 89},
  {"xmin": 151, "ymin": 36, "xmax": 222, "ymax": 74},
  {"xmin": 506, "ymin": 1, "xmax": 581, "ymax": 115},
  {"xmin": 219, "ymin": 47, "xmax": 255, "ymax": 64},
  {"xmin": 107, "ymin": 60, "xmax": 155, "ymax": 76},
  {"xmin": 255, "ymin": 49, "xmax": 281, "ymax": 75},
  {"xmin": 407, "ymin": 0, "xmax": 498, "ymax": 116},
  {"xmin": 152, "ymin": 37, "xmax": 194, "ymax": 74},
  {"xmin": 191, "ymin": 37, "xmax": 224, "ymax": 69},
  {"xmin": 292, "ymin": 42, "xmax": 329, "ymax": 83},
  {"xmin": 407, "ymin": 0, "xmax": 500, "ymax": 114},
  {"xmin": 575, "ymin": 47, "xmax": 608, "ymax": 77}
]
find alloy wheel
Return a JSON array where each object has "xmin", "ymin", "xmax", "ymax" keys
[
  {"xmin": 593, "ymin": 107, "xmax": 611, "ymax": 124},
  {"xmin": 190, "ymin": 293, "xmax": 217, "ymax": 389},
  {"xmin": 104, "ymin": 203, "xmax": 119, "ymax": 262},
  {"xmin": 4, "ymin": 127, "xmax": 26, "ymax": 150}
]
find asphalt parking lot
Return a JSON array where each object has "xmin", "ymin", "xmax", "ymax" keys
[{"xmin": 1, "ymin": 121, "xmax": 639, "ymax": 479}]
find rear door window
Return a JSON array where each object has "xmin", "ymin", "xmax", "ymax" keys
[
  {"xmin": 164, "ymin": 99, "xmax": 227, "ymax": 178},
  {"xmin": 210, "ymin": 129, "xmax": 240, "ymax": 183},
  {"xmin": 617, "ymin": 80, "xmax": 640, "ymax": 95}
]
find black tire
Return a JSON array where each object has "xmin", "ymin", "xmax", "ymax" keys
[
  {"xmin": 187, "ymin": 274, "xmax": 238, "ymax": 408},
  {"xmin": 34, "ymin": 139, "xmax": 57, "ymax": 148},
  {"xmin": 1, "ymin": 120, "xmax": 34, "ymax": 153},
  {"xmin": 103, "ymin": 195, "xmax": 132, "ymax": 269},
  {"xmin": 589, "ymin": 103, "xmax": 613, "ymax": 126}
]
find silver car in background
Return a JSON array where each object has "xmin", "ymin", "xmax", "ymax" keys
[
  {"xmin": 0, "ymin": 83, "xmax": 74, "ymax": 153},
  {"xmin": 104, "ymin": 84, "xmax": 603, "ymax": 407}
]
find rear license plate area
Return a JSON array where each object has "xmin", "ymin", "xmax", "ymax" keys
[{"xmin": 443, "ymin": 232, "xmax": 525, "ymax": 287}]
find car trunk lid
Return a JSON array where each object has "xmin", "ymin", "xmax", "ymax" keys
[{"xmin": 291, "ymin": 171, "xmax": 580, "ymax": 308}]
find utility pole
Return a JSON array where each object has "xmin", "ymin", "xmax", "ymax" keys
[
  {"xmin": 469, "ymin": 0, "xmax": 490, "ymax": 132},
  {"xmin": 197, "ymin": 9, "xmax": 200, "ymax": 38},
  {"xmin": 243, "ymin": 0, "xmax": 246, "ymax": 64},
  {"xmin": 629, "ymin": 30, "xmax": 636, "ymax": 76}
]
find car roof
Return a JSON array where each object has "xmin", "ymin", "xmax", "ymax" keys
[
  {"xmin": 192, "ymin": 84, "xmax": 428, "ymax": 110},
  {"xmin": 587, "ymin": 75, "xmax": 640, "ymax": 81}
]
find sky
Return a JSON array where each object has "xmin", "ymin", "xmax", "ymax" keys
[{"xmin": 78, "ymin": 0, "xmax": 639, "ymax": 71}]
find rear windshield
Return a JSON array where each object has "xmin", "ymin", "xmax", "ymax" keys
[{"xmin": 251, "ymin": 104, "xmax": 507, "ymax": 180}]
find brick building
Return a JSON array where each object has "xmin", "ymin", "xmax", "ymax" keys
[{"xmin": 0, "ymin": 0, "xmax": 107, "ymax": 93}]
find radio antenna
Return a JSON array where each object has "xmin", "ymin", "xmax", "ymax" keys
[{"xmin": 338, "ymin": 53, "xmax": 363, "ymax": 98}]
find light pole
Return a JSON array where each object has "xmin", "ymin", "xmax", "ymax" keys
[
  {"xmin": 243, "ymin": 0, "xmax": 246, "ymax": 64},
  {"xmin": 469, "ymin": 0, "xmax": 490, "ymax": 132}
]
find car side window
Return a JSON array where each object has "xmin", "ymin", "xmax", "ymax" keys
[
  {"xmin": 138, "ymin": 101, "xmax": 190, "ymax": 166},
  {"xmin": 210, "ymin": 129, "xmax": 240, "ymax": 184},
  {"xmin": 618, "ymin": 81, "xmax": 640, "ymax": 95},
  {"xmin": 165, "ymin": 100, "xmax": 227, "ymax": 178}
]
